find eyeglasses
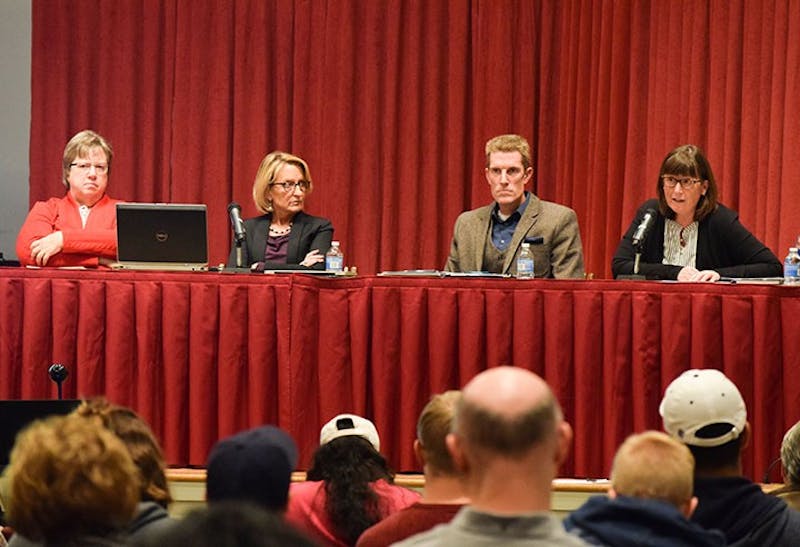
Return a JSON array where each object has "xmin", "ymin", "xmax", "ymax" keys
[
  {"xmin": 270, "ymin": 180, "xmax": 310, "ymax": 193},
  {"xmin": 487, "ymin": 166, "xmax": 525, "ymax": 183},
  {"xmin": 70, "ymin": 162, "xmax": 109, "ymax": 175},
  {"xmin": 662, "ymin": 175, "xmax": 701, "ymax": 189}
]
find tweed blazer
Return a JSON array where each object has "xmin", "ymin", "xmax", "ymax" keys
[{"xmin": 444, "ymin": 194, "xmax": 585, "ymax": 278}]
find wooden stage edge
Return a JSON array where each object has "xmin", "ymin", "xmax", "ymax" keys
[
  {"xmin": 167, "ymin": 468, "xmax": 609, "ymax": 518},
  {"xmin": 166, "ymin": 468, "xmax": 786, "ymax": 519}
]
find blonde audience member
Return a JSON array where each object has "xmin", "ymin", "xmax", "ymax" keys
[
  {"xmin": 565, "ymin": 431, "xmax": 725, "ymax": 546},
  {"xmin": 357, "ymin": 391, "xmax": 467, "ymax": 547}
]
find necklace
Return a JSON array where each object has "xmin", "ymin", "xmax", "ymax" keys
[{"xmin": 269, "ymin": 223, "xmax": 292, "ymax": 237}]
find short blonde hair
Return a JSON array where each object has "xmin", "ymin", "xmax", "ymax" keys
[
  {"xmin": 417, "ymin": 390, "xmax": 461, "ymax": 475},
  {"xmin": 6, "ymin": 414, "xmax": 139, "ymax": 543},
  {"xmin": 610, "ymin": 430, "xmax": 694, "ymax": 508},
  {"xmin": 485, "ymin": 134, "xmax": 532, "ymax": 170},
  {"xmin": 252, "ymin": 151, "xmax": 314, "ymax": 213},
  {"xmin": 62, "ymin": 129, "xmax": 113, "ymax": 188}
]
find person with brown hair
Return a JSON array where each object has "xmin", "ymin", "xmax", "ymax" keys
[
  {"xmin": 16, "ymin": 129, "xmax": 121, "ymax": 267},
  {"xmin": 4, "ymin": 414, "xmax": 139, "ymax": 546},
  {"xmin": 74, "ymin": 398, "xmax": 174, "ymax": 540},
  {"xmin": 357, "ymin": 391, "xmax": 467, "ymax": 546},
  {"xmin": 564, "ymin": 431, "xmax": 725, "ymax": 546},
  {"xmin": 612, "ymin": 144, "xmax": 780, "ymax": 281},
  {"xmin": 285, "ymin": 414, "xmax": 419, "ymax": 546}
]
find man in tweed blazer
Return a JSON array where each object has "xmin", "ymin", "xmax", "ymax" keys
[{"xmin": 444, "ymin": 135, "xmax": 584, "ymax": 278}]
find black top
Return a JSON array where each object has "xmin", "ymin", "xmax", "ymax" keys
[
  {"xmin": 612, "ymin": 199, "xmax": 781, "ymax": 280},
  {"xmin": 226, "ymin": 211, "xmax": 333, "ymax": 270}
]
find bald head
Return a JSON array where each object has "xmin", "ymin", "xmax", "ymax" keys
[{"xmin": 455, "ymin": 366, "xmax": 561, "ymax": 456}]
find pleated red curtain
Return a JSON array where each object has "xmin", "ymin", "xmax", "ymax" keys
[{"xmin": 31, "ymin": 0, "xmax": 800, "ymax": 278}]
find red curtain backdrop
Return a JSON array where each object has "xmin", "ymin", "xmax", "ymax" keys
[{"xmin": 30, "ymin": 0, "xmax": 800, "ymax": 278}]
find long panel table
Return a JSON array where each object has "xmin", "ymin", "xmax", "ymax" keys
[{"xmin": 1, "ymin": 268, "xmax": 798, "ymax": 479}]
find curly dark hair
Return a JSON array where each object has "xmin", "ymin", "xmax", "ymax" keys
[{"xmin": 306, "ymin": 436, "xmax": 394, "ymax": 545}]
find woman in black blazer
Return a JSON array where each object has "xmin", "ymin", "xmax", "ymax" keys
[
  {"xmin": 612, "ymin": 144, "xmax": 780, "ymax": 281},
  {"xmin": 227, "ymin": 151, "xmax": 333, "ymax": 270}
]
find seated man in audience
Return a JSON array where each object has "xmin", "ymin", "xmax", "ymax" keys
[
  {"xmin": 357, "ymin": 391, "xmax": 467, "ymax": 547},
  {"xmin": 5, "ymin": 414, "xmax": 139, "ymax": 546},
  {"xmin": 395, "ymin": 366, "xmax": 587, "ymax": 546},
  {"xmin": 564, "ymin": 430, "xmax": 725, "ymax": 546},
  {"xmin": 770, "ymin": 419, "xmax": 800, "ymax": 511},
  {"xmin": 206, "ymin": 425, "xmax": 298, "ymax": 513},
  {"xmin": 660, "ymin": 369, "xmax": 800, "ymax": 546},
  {"xmin": 444, "ymin": 134, "xmax": 584, "ymax": 278},
  {"xmin": 16, "ymin": 129, "xmax": 121, "ymax": 267}
]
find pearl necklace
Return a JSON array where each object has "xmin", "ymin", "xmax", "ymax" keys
[{"xmin": 269, "ymin": 223, "xmax": 292, "ymax": 237}]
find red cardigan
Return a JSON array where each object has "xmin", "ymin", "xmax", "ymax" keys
[{"xmin": 16, "ymin": 193, "xmax": 120, "ymax": 267}]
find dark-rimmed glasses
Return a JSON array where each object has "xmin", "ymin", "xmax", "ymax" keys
[
  {"xmin": 270, "ymin": 180, "xmax": 310, "ymax": 193},
  {"xmin": 662, "ymin": 175, "xmax": 701, "ymax": 189}
]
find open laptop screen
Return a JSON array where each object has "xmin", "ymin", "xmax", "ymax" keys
[{"xmin": 115, "ymin": 203, "xmax": 208, "ymax": 271}]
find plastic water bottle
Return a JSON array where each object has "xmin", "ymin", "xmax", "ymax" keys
[
  {"xmin": 784, "ymin": 247, "xmax": 800, "ymax": 285},
  {"xmin": 516, "ymin": 242, "xmax": 534, "ymax": 279},
  {"xmin": 325, "ymin": 241, "xmax": 344, "ymax": 272}
]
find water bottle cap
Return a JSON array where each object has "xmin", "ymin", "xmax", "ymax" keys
[
  {"xmin": 791, "ymin": 247, "xmax": 798, "ymax": 252},
  {"xmin": 522, "ymin": 242, "xmax": 530, "ymax": 249},
  {"xmin": 332, "ymin": 241, "xmax": 340, "ymax": 246}
]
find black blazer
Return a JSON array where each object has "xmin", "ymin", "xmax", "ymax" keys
[
  {"xmin": 226, "ymin": 211, "xmax": 334, "ymax": 270},
  {"xmin": 612, "ymin": 199, "xmax": 781, "ymax": 279}
]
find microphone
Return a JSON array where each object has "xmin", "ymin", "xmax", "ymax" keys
[
  {"xmin": 632, "ymin": 208, "xmax": 656, "ymax": 248},
  {"xmin": 228, "ymin": 202, "xmax": 246, "ymax": 243},
  {"xmin": 48, "ymin": 363, "xmax": 68, "ymax": 400}
]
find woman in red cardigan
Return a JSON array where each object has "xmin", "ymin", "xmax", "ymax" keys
[{"xmin": 16, "ymin": 129, "xmax": 121, "ymax": 268}]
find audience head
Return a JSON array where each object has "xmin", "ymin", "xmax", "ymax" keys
[
  {"xmin": 610, "ymin": 430, "xmax": 697, "ymax": 517},
  {"xmin": 781, "ymin": 420, "xmax": 800, "ymax": 487},
  {"xmin": 206, "ymin": 425, "xmax": 298, "ymax": 511},
  {"xmin": 133, "ymin": 501, "xmax": 318, "ymax": 547},
  {"xmin": 449, "ymin": 366, "xmax": 572, "ymax": 478},
  {"xmin": 307, "ymin": 413, "xmax": 392, "ymax": 545},
  {"xmin": 6, "ymin": 414, "xmax": 139, "ymax": 544},
  {"xmin": 319, "ymin": 413, "xmax": 381, "ymax": 451},
  {"xmin": 660, "ymin": 368, "xmax": 748, "ymax": 473},
  {"xmin": 415, "ymin": 390, "xmax": 461, "ymax": 476},
  {"xmin": 252, "ymin": 150, "xmax": 314, "ymax": 214},
  {"xmin": 656, "ymin": 144, "xmax": 718, "ymax": 222},
  {"xmin": 485, "ymin": 134, "xmax": 532, "ymax": 170},
  {"xmin": 75, "ymin": 397, "xmax": 172, "ymax": 507}
]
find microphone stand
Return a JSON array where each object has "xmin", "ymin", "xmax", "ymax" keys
[
  {"xmin": 48, "ymin": 363, "xmax": 68, "ymax": 400},
  {"xmin": 618, "ymin": 242, "xmax": 647, "ymax": 281},
  {"xmin": 234, "ymin": 240, "xmax": 244, "ymax": 269}
]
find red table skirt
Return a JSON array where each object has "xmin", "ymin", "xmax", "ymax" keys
[{"xmin": 2, "ymin": 268, "xmax": 798, "ymax": 479}]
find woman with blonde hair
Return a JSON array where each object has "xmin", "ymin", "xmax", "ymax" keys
[{"xmin": 226, "ymin": 151, "xmax": 333, "ymax": 270}]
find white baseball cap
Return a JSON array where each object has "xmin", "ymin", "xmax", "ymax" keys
[
  {"xmin": 659, "ymin": 369, "xmax": 747, "ymax": 447},
  {"xmin": 319, "ymin": 413, "xmax": 380, "ymax": 451}
]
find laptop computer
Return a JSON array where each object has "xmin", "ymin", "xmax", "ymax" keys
[
  {"xmin": 115, "ymin": 203, "xmax": 208, "ymax": 271},
  {"xmin": 0, "ymin": 399, "xmax": 81, "ymax": 468}
]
